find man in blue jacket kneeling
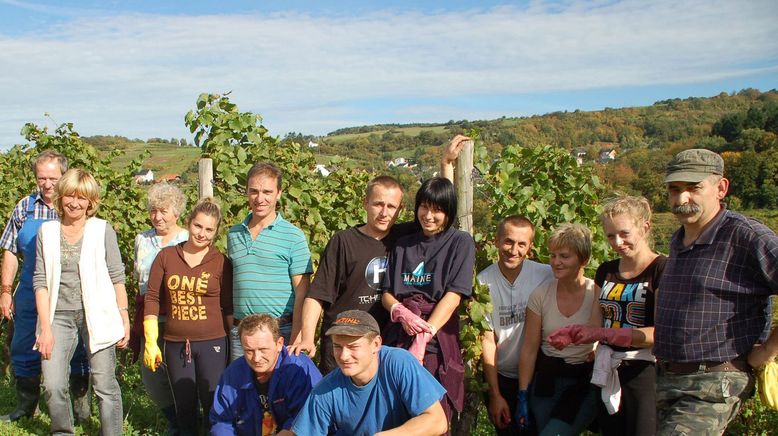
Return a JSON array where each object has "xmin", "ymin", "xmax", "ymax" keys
[{"xmin": 210, "ymin": 313, "xmax": 322, "ymax": 435}]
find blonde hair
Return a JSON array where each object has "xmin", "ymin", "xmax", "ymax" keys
[
  {"xmin": 53, "ymin": 169, "xmax": 100, "ymax": 218},
  {"xmin": 548, "ymin": 223, "xmax": 592, "ymax": 264},
  {"xmin": 186, "ymin": 198, "xmax": 222, "ymax": 231},
  {"xmin": 600, "ymin": 194, "xmax": 654, "ymax": 246},
  {"xmin": 147, "ymin": 183, "xmax": 187, "ymax": 217}
]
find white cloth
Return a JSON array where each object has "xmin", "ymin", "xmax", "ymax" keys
[
  {"xmin": 38, "ymin": 218, "xmax": 125, "ymax": 353},
  {"xmin": 591, "ymin": 344, "xmax": 655, "ymax": 414},
  {"xmin": 479, "ymin": 260, "xmax": 552, "ymax": 378}
]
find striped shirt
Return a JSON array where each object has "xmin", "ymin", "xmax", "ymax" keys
[
  {"xmin": 0, "ymin": 192, "xmax": 58, "ymax": 254},
  {"xmin": 654, "ymin": 206, "xmax": 778, "ymax": 362},
  {"xmin": 227, "ymin": 213, "xmax": 312, "ymax": 321}
]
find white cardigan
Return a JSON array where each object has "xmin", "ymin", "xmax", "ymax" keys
[{"xmin": 37, "ymin": 217, "xmax": 125, "ymax": 353}]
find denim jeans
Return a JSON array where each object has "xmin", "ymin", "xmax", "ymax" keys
[
  {"xmin": 530, "ymin": 374, "xmax": 598, "ymax": 436},
  {"xmin": 41, "ymin": 310, "xmax": 123, "ymax": 436}
]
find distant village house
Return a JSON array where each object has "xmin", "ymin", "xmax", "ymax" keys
[{"xmin": 133, "ymin": 169, "xmax": 154, "ymax": 184}]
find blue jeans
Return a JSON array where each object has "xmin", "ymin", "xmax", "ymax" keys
[
  {"xmin": 530, "ymin": 374, "xmax": 598, "ymax": 436},
  {"xmin": 41, "ymin": 310, "xmax": 123, "ymax": 435}
]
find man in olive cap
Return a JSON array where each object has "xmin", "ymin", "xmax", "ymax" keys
[
  {"xmin": 285, "ymin": 310, "xmax": 447, "ymax": 436},
  {"xmin": 654, "ymin": 149, "xmax": 778, "ymax": 435}
]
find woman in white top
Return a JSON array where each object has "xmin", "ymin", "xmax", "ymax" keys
[{"xmin": 517, "ymin": 223, "xmax": 600, "ymax": 436}]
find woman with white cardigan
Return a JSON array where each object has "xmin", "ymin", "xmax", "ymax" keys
[{"xmin": 33, "ymin": 168, "xmax": 129, "ymax": 435}]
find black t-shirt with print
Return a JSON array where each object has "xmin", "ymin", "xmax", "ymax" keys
[
  {"xmin": 595, "ymin": 255, "xmax": 666, "ymax": 330},
  {"xmin": 383, "ymin": 227, "xmax": 476, "ymax": 301},
  {"xmin": 308, "ymin": 222, "xmax": 417, "ymax": 373}
]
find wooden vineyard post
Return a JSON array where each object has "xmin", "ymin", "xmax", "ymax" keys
[
  {"xmin": 199, "ymin": 158, "xmax": 214, "ymax": 200},
  {"xmin": 452, "ymin": 139, "xmax": 480, "ymax": 436},
  {"xmin": 455, "ymin": 140, "xmax": 474, "ymax": 234}
]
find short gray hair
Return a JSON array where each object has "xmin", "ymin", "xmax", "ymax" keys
[{"xmin": 147, "ymin": 183, "xmax": 187, "ymax": 217}]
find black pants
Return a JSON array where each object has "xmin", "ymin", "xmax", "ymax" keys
[
  {"xmin": 483, "ymin": 373, "xmax": 537, "ymax": 436},
  {"xmin": 598, "ymin": 360, "xmax": 656, "ymax": 436},
  {"xmin": 165, "ymin": 337, "xmax": 228, "ymax": 435}
]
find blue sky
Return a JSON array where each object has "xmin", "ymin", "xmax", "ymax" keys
[{"xmin": 1, "ymin": 0, "xmax": 776, "ymax": 147}]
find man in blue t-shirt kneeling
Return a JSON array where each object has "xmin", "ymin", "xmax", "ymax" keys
[{"xmin": 288, "ymin": 310, "xmax": 448, "ymax": 436}]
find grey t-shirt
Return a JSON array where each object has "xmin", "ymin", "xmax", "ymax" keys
[{"xmin": 33, "ymin": 223, "xmax": 125, "ymax": 310}]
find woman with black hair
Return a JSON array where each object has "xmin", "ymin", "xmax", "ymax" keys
[{"xmin": 381, "ymin": 177, "xmax": 476, "ymax": 431}]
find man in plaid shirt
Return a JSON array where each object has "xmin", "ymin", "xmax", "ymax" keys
[{"xmin": 654, "ymin": 148, "xmax": 778, "ymax": 435}]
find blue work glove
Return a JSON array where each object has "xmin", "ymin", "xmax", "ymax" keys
[{"xmin": 515, "ymin": 389, "xmax": 530, "ymax": 430}]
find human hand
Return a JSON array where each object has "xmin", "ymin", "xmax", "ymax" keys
[
  {"xmin": 0, "ymin": 291, "xmax": 13, "ymax": 320},
  {"xmin": 288, "ymin": 339, "xmax": 317, "ymax": 358},
  {"xmin": 408, "ymin": 331, "xmax": 432, "ymax": 364},
  {"xmin": 547, "ymin": 325, "xmax": 581, "ymax": 350},
  {"xmin": 487, "ymin": 393, "xmax": 511, "ymax": 429},
  {"xmin": 515, "ymin": 389, "xmax": 530, "ymax": 430},
  {"xmin": 390, "ymin": 304, "xmax": 432, "ymax": 336},
  {"xmin": 143, "ymin": 319, "xmax": 163, "ymax": 371},
  {"xmin": 442, "ymin": 135, "xmax": 471, "ymax": 165},
  {"xmin": 749, "ymin": 343, "xmax": 778, "ymax": 369},
  {"xmin": 117, "ymin": 317, "xmax": 131, "ymax": 349},
  {"xmin": 35, "ymin": 329, "xmax": 54, "ymax": 360}
]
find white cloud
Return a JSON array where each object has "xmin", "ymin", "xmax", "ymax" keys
[{"xmin": 0, "ymin": 0, "xmax": 776, "ymax": 146}]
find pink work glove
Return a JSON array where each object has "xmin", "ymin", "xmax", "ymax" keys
[
  {"xmin": 409, "ymin": 331, "xmax": 432, "ymax": 364},
  {"xmin": 572, "ymin": 326, "xmax": 633, "ymax": 347},
  {"xmin": 547, "ymin": 325, "xmax": 578, "ymax": 350},
  {"xmin": 391, "ymin": 304, "xmax": 432, "ymax": 336}
]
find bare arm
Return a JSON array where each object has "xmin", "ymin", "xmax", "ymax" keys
[
  {"xmin": 0, "ymin": 250, "xmax": 18, "ymax": 319},
  {"xmin": 288, "ymin": 297, "xmax": 323, "ymax": 356},
  {"xmin": 426, "ymin": 291, "xmax": 461, "ymax": 333},
  {"xmin": 440, "ymin": 135, "xmax": 470, "ymax": 183},
  {"xmin": 375, "ymin": 401, "xmax": 448, "ymax": 436},
  {"xmin": 290, "ymin": 273, "xmax": 311, "ymax": 346},
  {"xmin": 482, "ymin": 330, "xmax": 511, "ymax": 429},
  {"xmin": 518, "ymin": 310, "xmax": 542, "ymax": 390},
  {"xmin": 382, "ymin": 291, "xmax": 401, "ymax": 312}
]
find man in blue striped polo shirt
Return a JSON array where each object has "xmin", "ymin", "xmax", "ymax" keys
[{"xmin": 227, "ymin": 162, "xmax": 313, "ymax": 361}]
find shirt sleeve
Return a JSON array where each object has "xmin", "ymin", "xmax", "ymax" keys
[
  {"xmin": 381, "ymin": 245, "xmax": 399, "ymax": 294},
  {"xmin": 220, "ymin": 256, "xmax": 234, "ymax": 317},
  {"xmin": 288, "ymin": 230, "xmax": 313, "ymax": 276},
  {"xmin": 209, "ymin": 370, "xmax": 240, "ymax": 436},
  {"xmin": 279, "ymin": 357, "xmax": 323, "ymax": 430},
  {"xmin": 750, "ymin": 226, "xmax": 778, "ymax": 293},
  {"xmin": 526, "ymin": 281, "xmax": 548, "ymax": 317},
  {"xmin": 594, "ymin": 263, "xmax": 607, "ymax": 288},
  {"xmin": 104, "ymin": 224, "xmax": 125, "ymax": 284},
  {"xmin": 444, "ymin": 232, "xmax": 476, "ymax": 297},
  {"xmin": 33, "ymin": 228, "xmax": 46, "ymax": 291},
  {"xmin": 477, "ymin": 269, "xmax": 495, "ymax": 330},
  {"xmin": 392, "ymin": 348, "xmax": 447, "ymax": 416},
  {"xmin": 133, "ymin": 233, "xmax": 143, "ymax": 282},
  {"xmin": 0, "ymin": 198, "xmax": 27, "ymax": 253},
  {"xmin": 290, "ymin": 385, "xmax": 334, "ymax": 436},
  {"xmin": 143, "ymin": 251, "xmax": 165, "ymax": 317},
  {"xmin": 307, "ymin": 234, "xmax": 340, "ymax": 304}
]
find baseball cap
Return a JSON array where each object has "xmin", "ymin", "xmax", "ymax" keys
[
  {"xmin": 664, "ymin": 149, "xmax": 724, "ymax": 183},
  {"xmin": 325, "ymin": 310, "xmax": 380, "ymax": 337}
]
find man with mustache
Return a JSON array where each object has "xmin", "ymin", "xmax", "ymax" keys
[{"xmin": 654, "ymin": 149, "xmax": 778, "ymax": 435}]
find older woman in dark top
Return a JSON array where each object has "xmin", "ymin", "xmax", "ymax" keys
[{"xmin": 34, "ymin": 168, "xmax": 129, "ymax": 435}]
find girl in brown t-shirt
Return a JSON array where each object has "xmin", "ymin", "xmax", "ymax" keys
[{"xmin": 143, "ymin": 199, "xmax": 233, "ymax": 434}]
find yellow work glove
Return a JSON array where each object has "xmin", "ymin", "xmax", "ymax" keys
[
  {"xmin": 758, "ymin": 361, "xmax": 778, "ymax": 411},
  {"xmin": 143, "ymin": 319, "xmax": 163, "ymax": 372}
]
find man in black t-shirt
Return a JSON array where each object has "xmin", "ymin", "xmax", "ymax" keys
[
  {"xmin": 288, "ymin": 175, "xmax": 416, "ymax": 373},
  {"xmin": 288, "ymin": 135, "xmax": 471, "ymax": 374}
]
